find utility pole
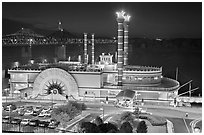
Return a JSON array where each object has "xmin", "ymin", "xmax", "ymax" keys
[{"xmin": 189, "ymin": 82, "xmax": 191, "ymax": 97}]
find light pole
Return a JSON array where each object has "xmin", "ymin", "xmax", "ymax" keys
[{"xmin": 100, "ymin": 102, "xmax": 104, "ymax": 121}]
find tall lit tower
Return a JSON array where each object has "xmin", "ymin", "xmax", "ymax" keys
[
  {"xmin": 123, "ymin": 15, "xmax": 131, "ymax": 66},
  {"xmin": 84, "ymin": 33, "xmax": 88, "ymax": 64},
  {"xmin": 116, "ymin": 11, "xmax": 125, "ymax": 86},
  {"xmin": 91, "ymin": 33, "xmax": 95, "ymax": 65}
]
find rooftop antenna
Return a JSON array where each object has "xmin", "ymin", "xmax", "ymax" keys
[{"xmin": 58, "ymin": 21, "xmax": 63, "ymax": 31}]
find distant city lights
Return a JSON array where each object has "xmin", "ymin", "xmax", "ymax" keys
[{"xmin": 156, "ymin": 38, "xmax": 162, "ymax": 41}]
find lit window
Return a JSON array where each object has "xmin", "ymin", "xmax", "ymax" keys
[
  {"xmin": 138, "ymin": 77, "xmax": 142, "ymax": 80},
  {"xmin": 154, "ymin": 76, "xmax": 159, "ymax": 80}
]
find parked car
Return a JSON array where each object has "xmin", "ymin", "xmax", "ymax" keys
[
  {"xmin": 48, "ymin": 120, "xmax": 60, "ymax": 129},
  {"xmin": 38, "ymin": 120, "xmax": 50, "ymax": 127},
  {"xmin": 29, "ymin": 119, "xmax": 40, "ymax": 127},
  {"xmin": 44, "ymin": 111, "xmax": 51, "ymax": 117},
  {"xmin": 25, "ymin": 106, "xmax": 33, "ymax": 110},
  {"xmin": 2, "ymin": 116, "xmax": 13, "ymax": 123},
  {"xmin": 32, "ymin": 110, "xmax": 40, "ymax": 116},
  {"xmin": 11, "ymin": 117, "xmax": 22, "ymax": 125},
  {"xmin": 18, "ymin": 109, "xmax": 25, "ymax": 116},
  {"xmin": 24, "ymin": 110, "xmax": 33, "ymax": 116},
  {"xmin": 38, "ymin": 111, "xmax": 45, "ymax": 117},
  {"xmin": 20, "ymin": 119, "xmax": 30, "ymax": 126},
  {"xmin": 41, "ymin": 107, "xmax": 52, "ymax": 113},
  {"xmin": 34, "ymin": 106, "xmax": 43, "ymax": 112}
]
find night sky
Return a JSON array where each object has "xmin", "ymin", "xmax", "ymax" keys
[{"xmin": 2, "ymin": 2, "xmax": 202, "ymax": 38}]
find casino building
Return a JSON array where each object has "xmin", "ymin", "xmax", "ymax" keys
[{"xmin": 7, "ymin": 11, "xmax": 180, "ymax": 104}]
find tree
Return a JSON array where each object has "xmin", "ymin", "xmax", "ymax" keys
[
  {"xmin": 51, "ymin": 101, "xmax": 86, "ymax": 128},
  {"xmin": 120, "ymin": 111, "xmax": 134, "ymax": 126},
  {"xmin": 98, "ymin": 123, "xmax": 118, "ymax": 133},
  {"xmin": 136, "ymin": 120, "xmax": 147, "ymax": 133},
  {"xmin": 94, "ymin": 116, "xmax": 103, "ymax": 126},
  {"xmin": 119, "ymin": 121, "xmax": 133, "ymax": 133},
  {"xmin": 79, "ymin": 122, "xmax": 100, "ymax": 133}
]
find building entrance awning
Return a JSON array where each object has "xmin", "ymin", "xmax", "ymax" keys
[{"xmin": 116, "ymin": 90, "xmax": 135, "ymax": 100}]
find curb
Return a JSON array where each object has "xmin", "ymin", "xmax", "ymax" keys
[{"xmin": 166, "ymin": 119, "xmax": 174, "ymax": 133}]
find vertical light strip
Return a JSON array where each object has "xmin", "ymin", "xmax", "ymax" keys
[
  {"xmin": 92, "ymin": 34, "xmax": 95, "ymax": 65},
  {"xmin": 84, "ymin": 33, "xmax": 88, "ymax": 64}
]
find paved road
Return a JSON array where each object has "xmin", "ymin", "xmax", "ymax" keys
[{"xmin": 166, "ymin": 117, "xmax": 193, "ymax": 133}]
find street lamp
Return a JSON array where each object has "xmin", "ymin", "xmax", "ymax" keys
[{"xmin": 100, "ymin": 102, "xmax": 104, "ymax": 121}]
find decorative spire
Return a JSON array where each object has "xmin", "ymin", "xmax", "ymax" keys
[
  {"xmin": 124, "ymin": 15, "xmax": 131, "ymax": 22},
  {"xmin": 116, "ymin": 10, "xmax": 126, "ymax": 19}
]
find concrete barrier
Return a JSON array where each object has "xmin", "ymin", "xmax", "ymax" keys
[{"xmin": 166, "ymin": 119, "xmax": 174, "ymax": 133}]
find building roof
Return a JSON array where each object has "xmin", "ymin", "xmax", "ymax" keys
[{"xmin": 116, "ymin": 90, "xmax": 135, "ymax": 100}]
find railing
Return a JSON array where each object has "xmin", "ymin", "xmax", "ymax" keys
[{"xmin": 104, "ymin": 77, "xmax": 180, "ymax": 91}]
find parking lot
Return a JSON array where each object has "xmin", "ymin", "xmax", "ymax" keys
[{"xmin": 2, "ymin": 103, "xmax": 60, "ymax": 133}]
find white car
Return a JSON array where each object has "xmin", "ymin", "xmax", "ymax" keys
[
  {"xmin": 38, "ymin": 112, "xmax": 45, "ymax": 117},
  {"xmin": 20, "ymin": 119, "xmax": 30, "ymax": 125},
  {"xmin": 24, "ymin": 110, "xmax": 33, "ymax": 116}
]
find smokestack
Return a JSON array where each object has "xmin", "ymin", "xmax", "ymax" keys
[
  {"xmin": 123, "ymin": 15, "xmax": 131, "ymax": 66},
  {"xmin": 84, "ymin": 33, "xmax": 88, "ymax": 64},
  {"xmin": 91, "ymin": 34, "xmax": 95, "ymax": 65},
  {"xmin": 116, "ymin": 11, "xmax": 125, "ymax": 86}
]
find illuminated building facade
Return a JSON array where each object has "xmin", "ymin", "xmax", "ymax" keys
[{"xmin": 7, "ymin": 11, "xmax": 180, "ymax": 104}]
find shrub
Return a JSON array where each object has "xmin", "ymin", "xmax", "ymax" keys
[
  {"xmin": 52, "ymin": 101, "xmax": 86, "ymax": 127},
  {"xmin": 69, "ymin": 101, "xmax": 87, "ymax": 111},
  {"xmin": 119, "ymin": 121, "xmax": 133, "ymax": 133},
  {"xmin": 79, "ymin": 122, "xmax": 100, "ymax": 133},
  {"xmin": 4, "ymin": 103, "xmax": 17, "ymax": 111},
  {"xmin": 139, "ymin": 114, "xmax": 167, "ymax": 126},
  {"xmin": 137, "ymin": 121, "xmax": 148, "ymax": 133},
  {"xmin": 94, "ymin": 116, "xmax": 103, "ymax": 126},
  {"xmin": 120, "ymin": 111, "xmax": 134, "ymax": 122},
  {"xmin": 98, "ymin": 123, "xmax": 118, "ymax": 133}
]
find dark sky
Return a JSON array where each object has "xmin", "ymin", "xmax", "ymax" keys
[{"xmin": 2, "ymin": 2, "xmax": 202, "ymax": 38}]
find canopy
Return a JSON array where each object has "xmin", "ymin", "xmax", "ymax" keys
[
  {"xmin": 116, "ymin": 90, "xmax": 135, "ymax": 100},
  {"xmin": 18, "ymin": 87, "xmax": 33, "ymax": 92}
]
